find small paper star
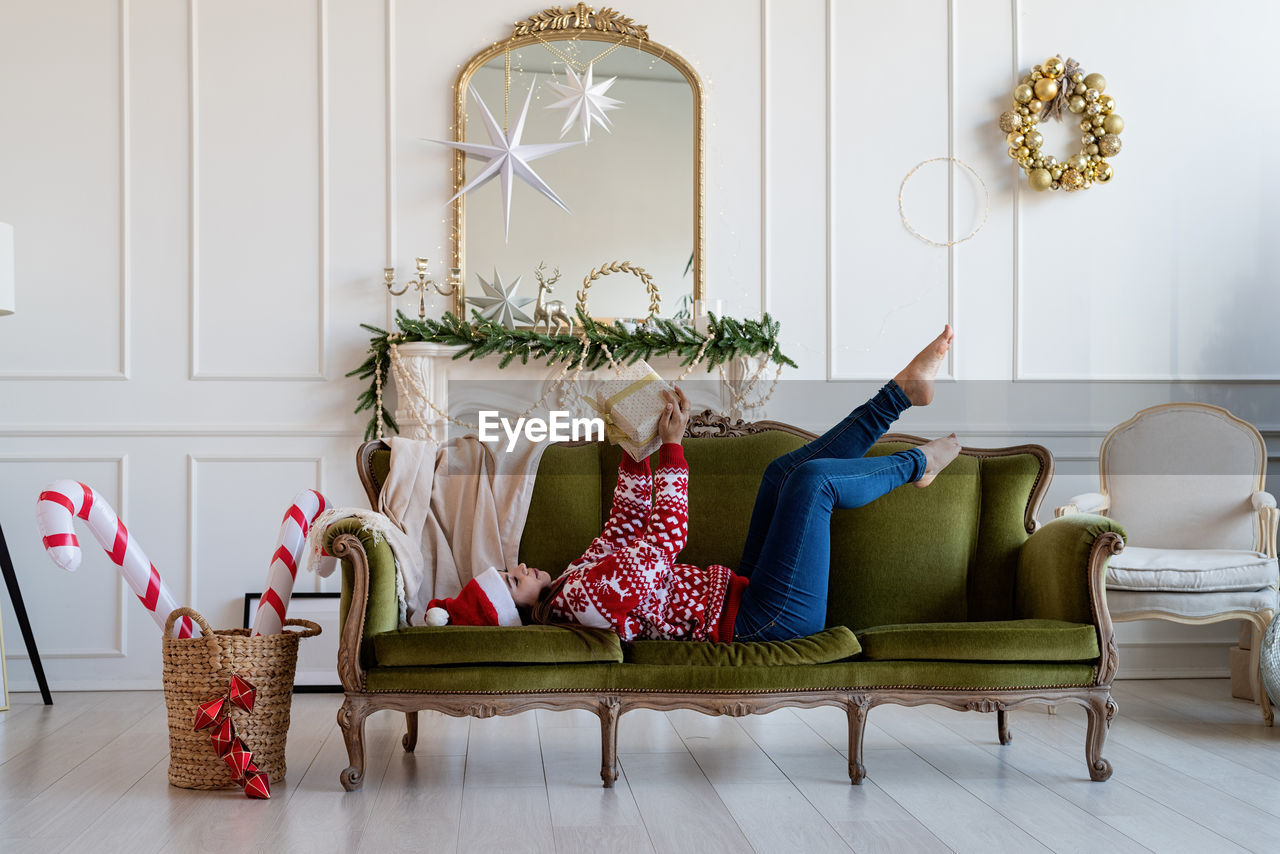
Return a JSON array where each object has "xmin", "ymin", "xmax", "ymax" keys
[
  {"xmin": 466, "ymin": 269, "xmax": 535, "ymax": 328},
  {"xmin": 545, "ymin": 62, "xmax": 623, "ymax": 144},
  {"xmin": 429, "ymin": 77, "xmax": 580, "ymax": 243}
]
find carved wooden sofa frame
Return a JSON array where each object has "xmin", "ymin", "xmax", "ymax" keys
[{"xmin": 332, "ymin": 411, "xmax": 1121, "ymax": 791}]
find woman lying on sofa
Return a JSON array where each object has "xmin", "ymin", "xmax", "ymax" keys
[{"xmin": 424, "ymin": 326, "xmax": 961, "ymax": 643}]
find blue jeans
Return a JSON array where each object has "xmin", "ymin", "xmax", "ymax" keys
[{"xmin": 732, "ymin": 381, "xmax": 925, "ymax": 641}]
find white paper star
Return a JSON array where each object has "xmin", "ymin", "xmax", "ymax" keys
[
  {"xmin": 466, "ymin": 269, "xmax": 535, "ymax": 328},
  {"xmin": 430, "ymin": 77, "xmax": 580, "ymax": 243},
  {"xmin": 545, "ymin": 63, "xmax": 623, "ymax": 143}
]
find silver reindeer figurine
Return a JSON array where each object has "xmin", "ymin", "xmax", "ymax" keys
[{"xmin": 533, "ymin": 262, "xmax": 574, "ymax": 335}]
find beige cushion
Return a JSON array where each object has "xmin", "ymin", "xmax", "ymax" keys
[
  {"xmin": 1106, "ymin": 546, "xmax": 1279, "ymax": 593},
  {"xmin": 1108, "ymin": 588, "xmax": 1279, "ymax": 620}
]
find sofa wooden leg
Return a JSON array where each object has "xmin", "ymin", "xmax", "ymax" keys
[
  {"xmin": 1084, "ymin": 694, "xmax": 1116, "ymax": 782},
  {"xmin": 846, "ymin": 696, "xmax": 870, "ymax": 784},
  {"xmin": 338, "ymin": 697, "xmax": 371, "ymax": 791},
  {"xmin": 997, "ymin": 709, "xmax": 1013, "ymax": 745},
  {"xmin": 403, "ymin": 711, "xmax": 419, "ymax": 752},
  {"xmin": 599, "ymin": 698, "xmax": 621, "ymax": 788}
]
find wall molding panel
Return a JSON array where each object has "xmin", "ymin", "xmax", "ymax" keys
[
  {"xmin": 826, "ymin": 0, "xmax": 956, "ymax": 382},
  {"xmin": 0, "ymin": 0, "xmax": 131, "ymax": 381},
  {"xmin": 188, "ymin": 0, "xmax": 329, "ymax": 381},
  {"xmin": 0, "ymin": 455, "xmax": 129, "ymax": 659},
  {"xmin": 186, "ymin": 455, "xmax": 325, "ymax": 611}
]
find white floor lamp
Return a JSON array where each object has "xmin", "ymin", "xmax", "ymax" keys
[{"xmin": 0, "ymin": 222, "xmax": 53, "ymax": 707}]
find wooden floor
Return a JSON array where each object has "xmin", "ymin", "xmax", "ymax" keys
[{"xmin": 1, "ymin": 679, "xmax": 1278, "ymax": 853}]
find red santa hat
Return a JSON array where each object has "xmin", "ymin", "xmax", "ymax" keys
[{"xmin": 423, "ymin": 566, "xmax": 521, "ymax": 627}]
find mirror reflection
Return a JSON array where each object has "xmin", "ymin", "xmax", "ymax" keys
[{"xmin": 459, "ymin": 41, "xmax": 696, "ymax": 323}]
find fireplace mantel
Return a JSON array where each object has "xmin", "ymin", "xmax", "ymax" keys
[{"xmin": 391, "ymin": 342, "xmax": 768, "ymax": 441}]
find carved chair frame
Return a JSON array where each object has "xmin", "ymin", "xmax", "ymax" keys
[{"xmin": 335, "ymin": 411, "xmax": 1118, "ymax": 791}]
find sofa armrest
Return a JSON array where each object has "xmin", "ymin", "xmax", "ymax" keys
[
  {"xmin": 1015, "ymin": 514, "xmax": 1126, "ymax": 685},
  {"xmin": 1253, "ymin": 491, "xmax": 1279, "ymax": 559},
  {"xmin": 1054, "ymin": 492, "xmax": 1109, "ymax": 518},
  {"xmin": 326, "ymin": 517, "xmax": 401, "ymax": 691}
]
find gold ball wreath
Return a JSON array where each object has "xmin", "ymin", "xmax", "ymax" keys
[{"xmin": 999, "ymin": 56, "xmax": 1123, "ymax": 192}]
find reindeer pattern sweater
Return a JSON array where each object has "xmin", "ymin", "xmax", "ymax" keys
[{"xmin": 546, "ymin": 443, "xmax": 747, "ymax": 642}]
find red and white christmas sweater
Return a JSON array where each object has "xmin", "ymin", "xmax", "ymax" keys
[{"xmin": 546, "ymin": 443, "xmax": 748, "ymax": 642}]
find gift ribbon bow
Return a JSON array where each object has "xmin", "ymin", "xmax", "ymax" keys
[
  {"xmin": 584, "ymin": 369, "xmax": 663, "ymax": 446},
  {"xmin": 192, "ymin": 673, "xmax": 271, "ymax": 799}
]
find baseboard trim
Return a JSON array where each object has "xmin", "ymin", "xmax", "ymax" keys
[{"xmin": 1114, "ymin": 667, "xmax": 1230, "ymax": 680}]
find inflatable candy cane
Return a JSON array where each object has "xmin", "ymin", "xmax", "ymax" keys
[
  {"xmin": 36, "ymin": 480, "xmax": 198, "ymax": 638},
  {"xmin": 251, "ymin": 488, "xmax": 337, "ymax": 636}
]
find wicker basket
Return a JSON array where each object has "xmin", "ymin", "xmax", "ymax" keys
[{"xmin": 161, "ymin": 607, "xmax": 321, "ymax": 789}]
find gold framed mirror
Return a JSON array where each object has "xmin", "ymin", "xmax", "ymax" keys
[{"xmin": 447, "ymin": 5, "xmax": 704, "ymax": 324}]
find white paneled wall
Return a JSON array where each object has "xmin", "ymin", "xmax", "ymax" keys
[{"xmin": 1, "ymin": 0, "xmax": 1275, "ymax": 688}]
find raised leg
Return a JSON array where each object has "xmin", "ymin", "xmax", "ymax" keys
[
  {"xmin": 338, "ymin": 697, "xmax": 371, "ymax": 791},
  {"xmin": 734, "ymin": 451, "xmax": 927, "ymax": 641},
  {"xmin": 403, "ymin": 711, "xmax": 419, "ymax": 752},
  {"xmin": 847, "ymin": 696, "xmax": 870, "ymax": 784},
  {"xmin": 738, "ymin": 381, "xmax": 914, "ymax": 576},
  {"xmin": 599, "ymin": 698, "xmax": 620, "ymax": 788},
  {"xmin": 997, "ymin": 709, "xmax": 1013, "ymax": 745},
  {"xmin": 1084, "ymin": 694, "xmax": 1116, "ymax": 782}
]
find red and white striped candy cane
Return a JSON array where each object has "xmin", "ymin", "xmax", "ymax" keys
[
  {"xmin": 251, "ymin": 488, "xmax": 336, "ymax": 636},
  {"xmin": 36, "ymin": 480, "xmax": 197, "ymax": 639}
]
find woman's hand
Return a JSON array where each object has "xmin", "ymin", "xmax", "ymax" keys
[{"xmin": 657, "ymin": 385, "xmax": 691, "ymax": 444}]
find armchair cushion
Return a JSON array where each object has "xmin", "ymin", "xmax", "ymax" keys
[
  {"xmin": 1108, "ymin": 587, "xmax": 1280, "ymax": 620},
  {"xmin": 855, "ymin": 619, "xmax": 1099, "ymax": 663},
  {"xmin": 622, "ymin": 626, "xmax": 859, "ymax": 667},
  {"xmin": 1105, "ymin": 547, "xmax": 1279, "ymax": 592},
  {"xmin": 372, "ymin": 624, "xmax": 623, "ymax": 667}
]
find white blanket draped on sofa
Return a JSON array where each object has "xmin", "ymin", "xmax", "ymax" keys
[{"xmin": 379, "ymin": 433, "xmax": 549, "ymax": 625}]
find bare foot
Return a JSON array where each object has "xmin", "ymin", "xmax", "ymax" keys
[
  {"xmin": 893, "ymin": 324, "xmax": 954, "ymax": 406},
  {"xmin": 914, "ymin": 433, "xmax": 961, "ymax": 488}
]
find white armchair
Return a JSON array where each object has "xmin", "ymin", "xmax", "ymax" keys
[{"xmin": 1056, "ymin": 402, "xmax": 1278, "ymax": 725}]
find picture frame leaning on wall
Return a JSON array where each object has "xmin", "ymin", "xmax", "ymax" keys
[{"xmin": 243, "ymin": 592, "xmax": 341, "ymax": 692}]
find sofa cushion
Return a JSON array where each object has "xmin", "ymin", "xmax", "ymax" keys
[
  {"xmin": 1105, "ymin": 546, "xmax": 1279, "ymax": 592},
  {"xmin": 855, "ymin": 619, "xmax": 1099, "ymax": 662},
  {"xmin": 623, "ymin": 626, "xmax": 859, "ymax": 667},
  {"xmin": 363, "ymin": 660, "xmax": 1098, "ymax": 693},
  {"xmin": 371, "ymin": 624, "xmax": 622, "ymax": 667}
]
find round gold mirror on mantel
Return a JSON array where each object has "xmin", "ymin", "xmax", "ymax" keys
[{"xmin": 447, "ymin": 4, "xmax": 704, "ymax": 325}]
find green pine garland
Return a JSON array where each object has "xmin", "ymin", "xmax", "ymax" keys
[{"xmin": 348, "ymin": 307, "xmax": 797, "ymax": 441}]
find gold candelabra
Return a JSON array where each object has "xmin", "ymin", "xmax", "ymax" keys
[{"xmin": 383, "ymin": 258, "xmax": 461, "ymax": 319}]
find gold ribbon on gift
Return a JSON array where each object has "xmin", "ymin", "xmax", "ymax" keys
[{"xmin": 584, "ymin": 368, "xmax": 664, "ymax": 446}]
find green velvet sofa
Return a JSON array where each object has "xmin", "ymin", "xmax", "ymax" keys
[{"xmin": 326, "ymin": 412, "xmax": 1126, "ymax": 792}]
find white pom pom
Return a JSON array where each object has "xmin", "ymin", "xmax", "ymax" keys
[{"xmin": 424, "ymin": 607, "xmax": 450, "ymax": 627}]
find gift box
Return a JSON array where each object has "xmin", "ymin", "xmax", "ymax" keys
[{"xmin": 590, "ymin": 359, "xmax": 673, "ymax": 462}]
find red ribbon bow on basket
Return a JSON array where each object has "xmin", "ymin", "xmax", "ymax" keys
[{"xmin": 192, "ymin": 673, "xmax": 270, "ymax": 799}]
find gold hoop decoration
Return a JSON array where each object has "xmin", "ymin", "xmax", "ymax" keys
[
  {"xmin": 575, "ymin": 260, "xmax": 661, "ymax": 320},
  {"xmin": 1000, "ymin": 55, "xmax": 1123, "ymax": 192},
  {"xmin": 897, "ymin": 157, "xmax": 990, "ymax": 247}
]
